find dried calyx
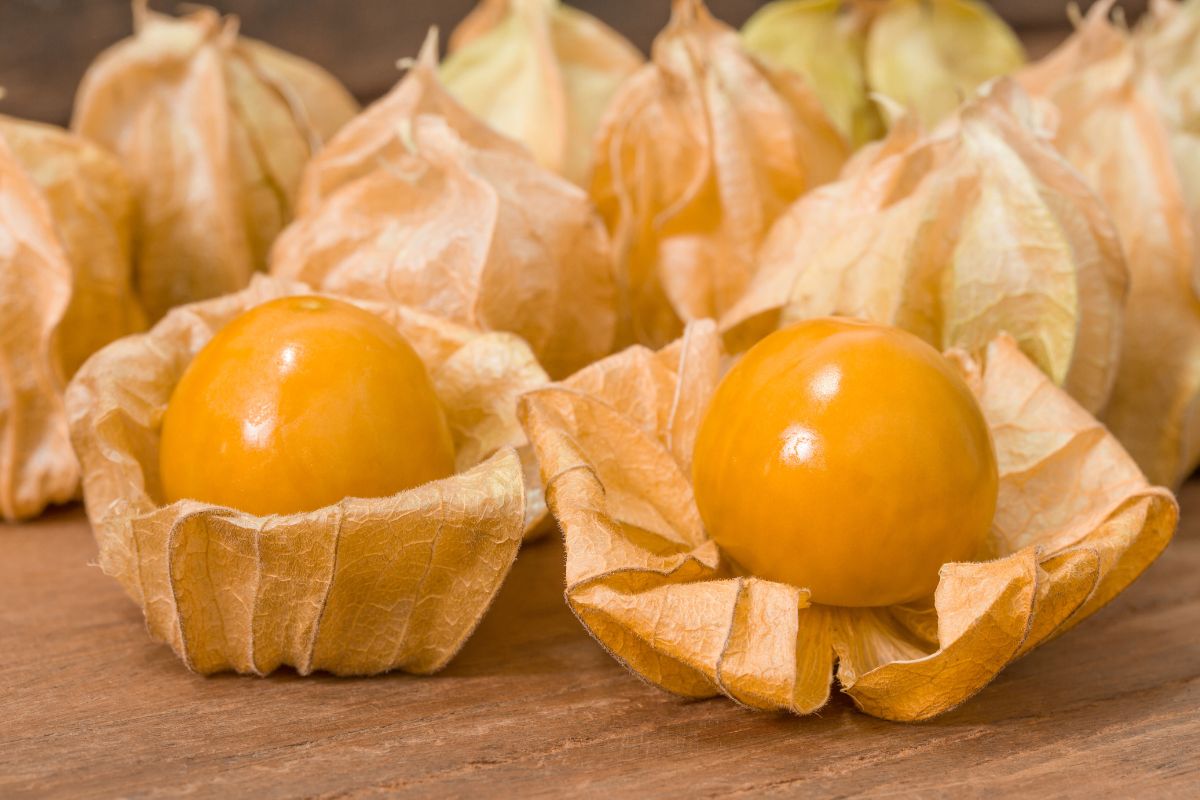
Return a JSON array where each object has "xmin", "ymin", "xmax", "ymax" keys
[
  {"xmin": 592, "ymin": 0, "xmax": 848, "ymax": 349},
  {"xmin": 519, "ymin": 322, "xmax": 1176, "ymax": 721},
  {"xmin": 1021, "ymin": 0, "xmax": 1200, "ymax": 487},
  {"xmin": 0, "ymin": 116, "xmax": 142, "ymax": 521},
  {"xmin": 272, "ymin": 32, "xmax": 618, "ymax": 380},
  {"xmin": 72, "ymin": 1, "xmax": 359, "ymax": 321},
  {"xmin": 723, "ymin": 80, "xmax": 1128, "ymax": 418},
  {"xmin": 67, "ymin": 277, "xmax": 547, "ymax": 675}
]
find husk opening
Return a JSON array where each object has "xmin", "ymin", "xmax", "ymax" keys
[
  {"xmin": 66, "ymin": 275, "xmax": 548, "ymax": 675},
  {"xmin": 520, "ymin": 322, "xmax": 1176, "ymax": 721}
]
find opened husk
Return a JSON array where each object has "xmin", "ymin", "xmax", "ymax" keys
[
  {"xmin": 519, "ymin": 322, "xmax": 1177, "ymax": 721},
  {"xmin": 72, "ymin": 2, "xmax": 358, "ymax": 322},
  {"xmin": 66, "ymin": 275, "xmax": 548, "ymax": 675},
  {"xmin": 442, "ymin": 0, "xmax": 643, "ymax": 185},
  {"xmin": 742, "ymin": 0, "xmax": 1024, "ymax": 145},
  {"xmin": 591, "ymin": 0, "xmax": 848, "ymax": 349},
  {"xmin": 272, "ymin": 34, "xmax": 617, "ymax": 380},
  {"xmin": 1021, "ymin": 1, "xmax": 1200, "ymax": 487},
  {"xmin": 0, "ymin": 117, "xmax": 143, "ymax": 521},
  {"xmin": 724, "ymin": 80, "xmax": 1127, "ymax": 417}
]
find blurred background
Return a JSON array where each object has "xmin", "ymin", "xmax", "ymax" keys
[{"xmin": 0, "ymin": 0, "xmax": 1148, "ymax": 126}]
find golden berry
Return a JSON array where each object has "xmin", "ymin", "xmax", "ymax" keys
[
  {"xmin": 160, "ymin": 296, "xmax": 455, "ymax": 516},
  {"xmin": 692, "ymin": 318, "xmax": 997, "ymax": 606}
]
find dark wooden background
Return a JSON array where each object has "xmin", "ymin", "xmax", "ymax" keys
[{"xmin": 0, "ymin": 0, "xmax": 1144, "ymax": 127}]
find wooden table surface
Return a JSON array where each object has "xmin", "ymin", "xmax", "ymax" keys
[{"xmin": 3, "ymin": 480, "xmax": 1198, "ymax": 798}]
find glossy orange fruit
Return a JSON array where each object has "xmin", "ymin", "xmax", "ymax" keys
[
  {"xmin": 160, "ymin": 296, "xmax": 456, "ymax": 516},
  {"xmin": 692, "ymin": 318, "xmax": 998, "ymax": 606}
]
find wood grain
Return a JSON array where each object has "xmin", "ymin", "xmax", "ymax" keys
[{"xmin": 2, "ymin": 480, "xmax": 1197, "ymax": 798}]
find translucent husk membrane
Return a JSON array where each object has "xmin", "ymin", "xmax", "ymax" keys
[
  {"xmin": 442, "ymin": 0, "xmax": 644, "ymax": 185},
  {"xmin": 66, "ymin": 276, "xmax": 550, "ymax": 675},
  {"xmin": 723, "ymin": 80, "xmax": 1128, "ymax": 418},
  {"xmin": 591, "ymin": 0, "xmax": 849, "ymax": 350},
  {"xmin": 865, "ymin": 0, "xmax": 1026, "ymax": 129},
  {"xmin": 519, "ymin": 322, "xmax": 1176, "ymax": 721},
  {"xmin": 72, "ymin": 2, "xmax": 359, "ymax": 322},
  {"xmin": 742, "ymin": 0, "xmax": 1025, "ymax": 145},
  {"xmin": 1021, "ymin": 0, "xmax": 1200, "ymax": 487},
  {"xmin": 271, "ymin": 32, "xmax": 617, "ymax": 381},
  {"xmin": 742, "ymin": 0, "xmax": 883, "ymax": 147},
  {"xmin": 0, "ymin": 117, "xmax": 142, "ymax": 521}
]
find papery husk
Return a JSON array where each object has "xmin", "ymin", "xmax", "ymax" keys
[
  {"xmin": 742, "ymin": 0, "xmax": 883, "ymax": 146},
  {"xmin": 0, "ymin": 115, "xmax": 143, "ymax": 521},
  {"xmin": 741, "ymin": 0, "xmax": 1023, "ymax": 145},
  {"xmin": 1021, "ymin": 2, "xmax": 1200, "ymax": 487},
  {"xmin": 0, "ymin": 136, "xmax": 75, "ymax": 521},
  {"xmin": 294, "ymin": 31, "xmax": 517, "ymax": 213},
  {"xmin": 0, "ymin": 116, "xmax": 144, "ymax": 378},
  {"xmin": 442, "ymin": 0, "xmax": 643, "ymax": 185},
  {"xmin": 591, "ymin": 0, "xmax": 849, "ymax": 350},
  {"xmin": 519, "ymin": 322, "xmax": 1177, "ymax": 721},
  {"xmin": 72, "ymin": 2, "xmax": 359, "ymax": 322},
  {"xmin": 273, "ymin": 35, "xmax": 617, "ymax": 381},
  {"xmin": 724, "ymin": 80, "xmax": 1128, "ymax": 417},
  {"xmin": 65, "ymin": 275, "xmax": 547, "ymax": 675},
  {"xmin": 866, "ymin": 0, "xmax": 1025, "ymax": 130},
  {"xmin": 1140, "ymin": 0, "xmax": 1200, "ymax": 296}
]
